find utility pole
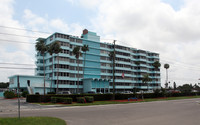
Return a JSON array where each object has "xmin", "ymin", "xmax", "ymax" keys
[
  {"xmin": 17, "ymin": 75, "xmax": 20, "ymax": 119},
  {"xmin": 56, "ymin": 54, "xmax": 59, "ymax": 94},
  {"xmin": 113, "ymin": 40, "xmax": 116, "ymax": 100}
]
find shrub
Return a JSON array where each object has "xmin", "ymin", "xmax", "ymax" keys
[
  {"xmin": 51, "ymin": 97, "xmax": 62, "ymax": 103},
  {"xmin": 47, "ymin": 92, "xmax": 56, "ymax": 94},
  {"xmin": 85, "ymin": 96, "xmax": 94, "ymax": 103},
  {"xmin": 51, "ymin": 97, "xmax": 72, "ymax": 104},
  {"xmin": 115, "ymin": 94, "xmax": 134, "ymax": 100},
  {"xmin": 3, "ymin": 91, "xmax": 16, "ymax": 99},
  {"xmin": 35, "ymin": 92, "xmax": 40, "ymax": 95},
  {"xmin": 26, "ymin": 94, "xmax": 41, "ymax": 102},
  {"xmin": 51, "ymin": 97, "xmax": 57, "ymax": 103},
  {"xmin": 76, "ymin": 97, "xmax": 85, "ymax": 103},
  {"xmin": 63, "ymin": 98, "xmax": 72, "ymax": 104},
  {"xmin": 93, "ymin": 94, "xmax": 113, "ymax": 101},
  {"xmin": 153, "ymin": 89, "xmax": 161, "ymax": 98},
  {"xmin": 21, "ymin": 91, "xmax": 28, "ymax": 97}
]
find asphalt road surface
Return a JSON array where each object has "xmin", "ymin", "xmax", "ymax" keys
[{"xmin": 0, "ymin": 98, "xmax": 200, "ymax": 125}]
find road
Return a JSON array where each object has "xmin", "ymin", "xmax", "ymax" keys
[{"xmin": 0, "ymin": 98, "xmax": 200, "ymax": 125}]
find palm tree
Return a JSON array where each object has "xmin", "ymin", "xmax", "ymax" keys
[
  {"xmin": 81, "ymin": 44, "xmax": 89, "ymax": 78},
  {"xmin": 152, "ymin": 61, "xmax": 161, "ymax": 71},
  {"xmin": 53, "ymin": 41, "xmax": 62, "ymax": 94},
  {"xmin": 73, "ymin": 46, "xmax": 81, "ymax": 93},
  {"xmin": 142, "ymin": 74, "xmax": 152, "ymax": 91},
  {"xmin": 47, "ymin": 43, "xmax": 55, "ymax": 92},
  {"xmin": 173, "ymin": 82, "xmax": 177, "ymax": 90},
  {"xmin": 35, "ymin": 40, "xmax": 47, "ymax": 95},
  {"xmin": 109, "ymin": 51, "xmax": 115, "ymax": 99},
  {"xmin": 164, "ymin": 64, "xmax": 170, "ymax": 89}
]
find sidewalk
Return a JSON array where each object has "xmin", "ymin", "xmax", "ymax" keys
[{"xmin": 0, "ymin": 98, "xmax": 53, "ymax": 113}]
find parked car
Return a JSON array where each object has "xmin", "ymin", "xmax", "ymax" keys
[
  {"xmin": 87, "ymin": 91, "xmax": 96, "ymax": 94},
  {"xmin": 58, "ymin": 91, "xmax": 71, "ymax": 94},
  {"xmin": 105, "ymin": 92, "xmax": 113, "ymax": 94},
  {"xmin": 124, "ymin": 91, "xmax": 133, "ymax": 94}
]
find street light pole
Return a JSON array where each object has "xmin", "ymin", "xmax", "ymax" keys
[{"xmin": 17, "ymin": 75, "xmax": 20, "ymax": 119}]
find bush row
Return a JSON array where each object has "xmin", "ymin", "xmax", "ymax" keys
[
  {"xmin": 51, "ymin": 97, "xmax": 72, "ymax": 104},
  {"xmin": 26, "ymin": 92, "xmax": 200, "ymax": 103},
  {"xmin": 26, "ymin": 94, "xmax": 112, "ymax": 103},
  {"xmin": 3, "ymin": 91, "xmax": 16, "ymax": 99},
  {"xmin": 3, "ymin": 91, "xmax": 29, "ymax": 99},
  {"xmin": 76, "ymin": 96, "xmax": 94, "ymax": 103}
]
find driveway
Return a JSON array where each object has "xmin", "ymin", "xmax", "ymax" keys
[{"xmin": 0, "ymin": 97, "xmax": 57, "ymax": 113}]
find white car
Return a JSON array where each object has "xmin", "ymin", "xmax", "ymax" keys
[
  {"xmin": 58, "ymin": 91, "xmax": 71, "ymax": 94},
  {"xmin": 124, "ymin": 91, "xmax": 133, "ymax": 94}
]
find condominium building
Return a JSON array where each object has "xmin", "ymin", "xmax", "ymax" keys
[{"xmin": 9, "ymin": 29, "xmax": 160, "ymax": 94}]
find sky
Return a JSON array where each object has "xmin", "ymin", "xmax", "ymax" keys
[{"xmin": 0, "ymin": 0, "xmax": 200, "ymax": 87}]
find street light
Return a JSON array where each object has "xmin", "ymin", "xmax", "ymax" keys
[{"xmin": 17, "ymin": 75, "xmax": 20, "ymax": 119}]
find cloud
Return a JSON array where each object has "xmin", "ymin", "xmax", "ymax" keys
[
  {"xmin": 0, "ymin": 0, "xmax": 36, "ymax": 82},
  {"xmin": 0, "ymin": 1, "xmax": 84, "ymax": 82},
  {"xmin": 23, "ymin": 9, "xmax": 46, "ymax": 27},
  {"xmin": 1, "ymin": 0, "xmax": 200, "ymax": 87},
  {"xmin": 89, "ymin": 0, "xmax": 200, "ymax": 86}
]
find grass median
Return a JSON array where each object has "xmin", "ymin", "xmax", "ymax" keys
[
  {"xmin": 35, "ymin": 96, "xmax": 200, "ymax": 106},
  {"xmin": 0, "ymin": 117, "xmax": 66, "ymax": 125}
]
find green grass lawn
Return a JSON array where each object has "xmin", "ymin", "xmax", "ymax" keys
[
  {"xmin": 0, "ymin": 117, "xmax": 66, "ymax": 125},
  {"xmin": 143, "ymin": 96, "xmax": 200, "ymax": 102},
  {"xmin": 36, "ymin": 96, "xmax": 200, "ymax": 106}
]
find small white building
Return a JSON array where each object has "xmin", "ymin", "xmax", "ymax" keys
[{"xmin": 9, "ymin": 75, "xmax": 52, "ymax": 94}]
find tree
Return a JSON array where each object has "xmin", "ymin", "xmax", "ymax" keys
[
  {"xmin": 142, "ymin": 74, "xmax": 152, "ymax": 91},
  {"xmin": 173, "ymin": 82, "xmax": 177, "ymax": 90},
  {"xmin": 35, "ymin": 40, "xmax": 47, "ymax": 95},
  {"xmin": 164, "ymin": 64, "xmax": 170, "ymax": 89},
  {"xmin": 81, "ymin": 44, "xmax": 89, "ymax": 78},
  {"xmin": 177, "ymin": 84, "xmax": 193, "ymax": 94},
  {"xmin": 47, "ymin": 43, "xmax": 55, "ymax": 92},
  {"xmin": 109, "ymin": 51, "xmax": 116, "ymax": 99},
  {"xmin": 0, "ymin": 82, "xmax": 9, "ymax": 88},
  {"xmin": 53, "ymin": 41, "xmax": 62, "ymax": 94},
  {"xmin": 152, "ymin": 61, "xmax": 161, "ymax": 71},
  {"xmin": 193, "ymin": 84, "xmax": 200, "ymax": 92},
  {"xmin": 73, "ymin": 46, "xmax": 81, "ymax": 93},
  {"xmin": 161, "ymin": 87, "xmax": 167, "ymax": 97}
]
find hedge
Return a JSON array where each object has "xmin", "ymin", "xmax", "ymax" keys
[
  {"xmin": 21, "ymin": 91, "xmax": 28, "ymax": 98},
  {"xmin": 85, "ymin": 96, "xmax": 94, "ymax": 103},
  {"xmin": 3, "ymin": 91, "xmax": 16, "ymax": 99},
  {"xmin": 51, "ymin": 97, "xmax": 72, "ymax": 104},
  {"xmin": 76, "ymin": 97, "xmax": 85, "ymax": 103},
  {"xmin": 26, "ymin": 92, "xmax": 200, "ymax": 103}
]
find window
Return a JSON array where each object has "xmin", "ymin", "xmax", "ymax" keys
[
  {"xmin": 55, "ymin": 33, "xmax": 69, "ymax": 39},
  {"xmin": 50, "ymin": 35, "xmax": 53, "ymax": 41},
  {"xmin": 76, "ymin": 39, "xmax": 82, "ymax": 43},
  {"xmin": 10, "ymin": 78, "xmax": 14, "ymax": 84},
  {"xmin": 70, "ymin": 38, "xmax": 75, "ymax": 42}
]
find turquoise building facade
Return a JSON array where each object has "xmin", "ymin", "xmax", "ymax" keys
[{"xmin": 9, "ymin": 29, "xmax": 160, "ymax": 94}]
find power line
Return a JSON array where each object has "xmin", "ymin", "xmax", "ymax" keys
[
  {"xmin": 0, "ymin": 32, "xmax": 39, "ymax": 38},
  {"xmin": 0, "ymin": 33, "xmax": 199, "ymax": 70},
  {"xmin": 161, "ymin": 59, "xmax": 200, "ymax": 70},
  {"xmin": 0, "ymin": 67, "xmax": 36, "ymax": 70},
  {"xmin": 0, "ymin": 25, "xmax": 51, "ymax": 34},
  {"xmin": 0, "ymin": 39, "xmax": 35, "ymax": 44},
  {"xmin": 0, "ymin": 62, "xmax": 35, "ymax": 66}
]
